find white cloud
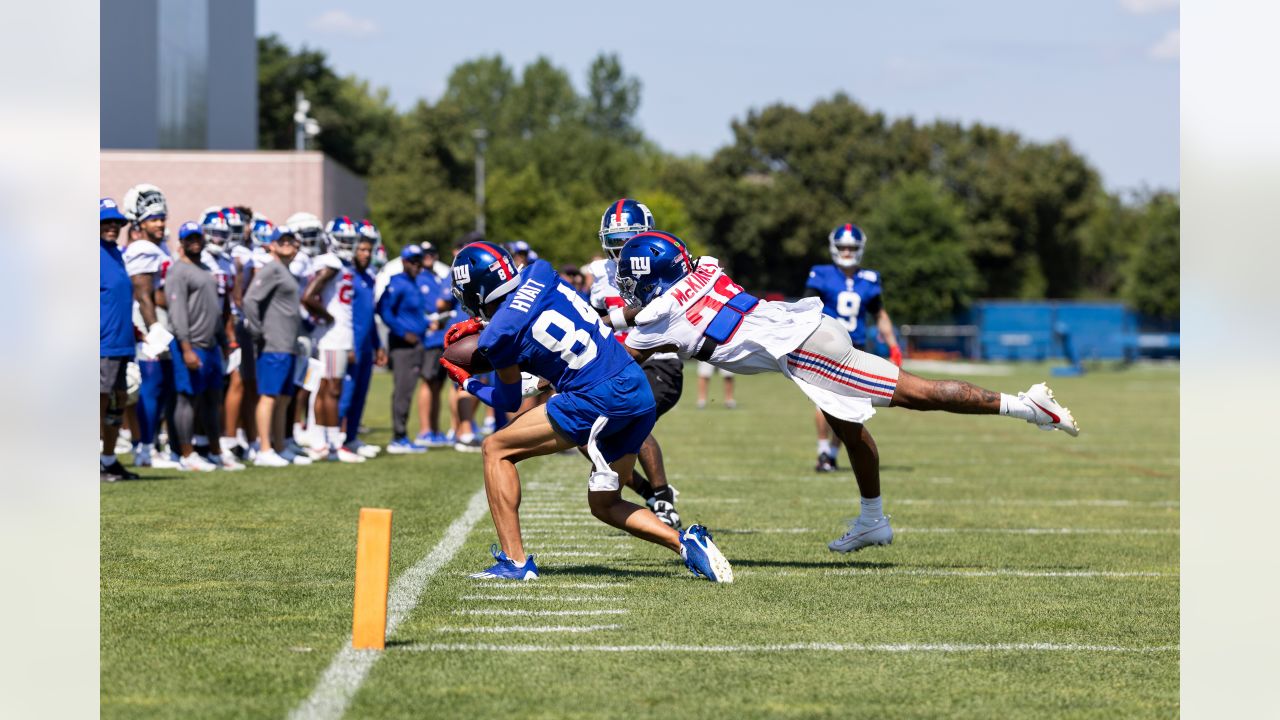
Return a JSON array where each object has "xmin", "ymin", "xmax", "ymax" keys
[
  {"xmin": 1149, "ymin": 29, "xmax": 1180, "ymax": 60},
  {"xmin": 308, "ymin": 9, "xmax": 378, "ymax": 37},
  {"xmin": 1121, "ymin": 0, "xmax": 1178, "ymax": 14}
]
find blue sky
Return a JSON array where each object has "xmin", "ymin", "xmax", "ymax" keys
[{"xmin": 258, "ymin": 0, "xmax": 1179, "ymax": 192}]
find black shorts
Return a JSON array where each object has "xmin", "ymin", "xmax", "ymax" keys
[
  {"xmin": 100, "ymin": 356, "xmax": 129, "ymax": 394},
  {"xmin": 642, "ymin": 357, "xmax": 684, "ymax": 417},
  {"xmin": 420, "ymin": 347, "xmax": 444, "ymax": 382}
]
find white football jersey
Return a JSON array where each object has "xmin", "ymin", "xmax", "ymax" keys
[
  {"xmin": 123, "ymin": 239, "xmax": 169, "ymax": 279},
  {"xmin": 625, "ymin": 257, "xmax": 824, "ymax": 374},
  {"xmin": 587, "ymin": 257, "xmax": 679, "ymax": 361},
  {"xmin": 251, "ymin": 246, "xmax": 273, "ymax": 270},
  {"xmin": 312, "ymin": 252, "xmax": 355, "ymax": 350},
  {"xmin": 201, "ymin": 249, "xmax": 235, "ymax": 300}
]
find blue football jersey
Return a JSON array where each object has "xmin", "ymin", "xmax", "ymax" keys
[
  {"xmin": 805, "ymin": 264, "xmax": 883, "ymax": 346},
  {"xmin": 478, "ymin": 260, "xmax": 629, "ymax": 394}
]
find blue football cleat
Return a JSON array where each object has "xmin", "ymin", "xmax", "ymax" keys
[
  {"xmin": 679, "ymin": 525, "xmax": 734, "ymax": 583},
  {"xmin": 470, "ymin": 544, "xmax": 539, "ymax": 580}
]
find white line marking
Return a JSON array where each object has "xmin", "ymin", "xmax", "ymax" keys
[
  {"xmin": 436, "ymin": 624, "xmax": 623, "ymax": 634},
  {"xmin": 404, "ymin": 642, "xmax": 1177, "ymax": 654},
  {"xmin": 692, "ymin": 498, "xmax": 1180, "ymax": 508},
  {"xmin": 287, "ymin": 488, "xmax": 490, "ymax": 720},
  {"xmin": 536, "ymin": 551, "xmax": 609, "ymax": 557},
  {"xmin": 453, "ymin": 609, "xmax": 630, "ymax": 617},
  {"xmin": 737, "ymin": 568, "xmax": 1174, "ymax": 579},
  {"xmin": 459, "ymin": 594, "xmax": 624, "ymax": 602}
]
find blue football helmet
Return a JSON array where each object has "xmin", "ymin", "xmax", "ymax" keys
[
  {"xmin": 200, "ymin": 207, "xmax": 231, "ymax": 256},
  {"xmin": 220, "ymin": 207, "xmax": 247, "ymax": 247},
  {"xmin": 250, "ymin": 218, "xmax": 276, "ymax": 249},
  {"xmin": 598, "ymin": 198, "xmax": 656, "ymax": 260},
  {"xmin": 616, "ymin": 230, "xmax": 695, "ymax": 306},
  {"xmin": 450, "ymin": 241, "xmax": 522, "ymax": 320},
  {"xmin": 828, "ymin": 223, "xmax": 867, "ymax": 269},
  {"xmin": 325, "ymin": 216, "xmax": 361, "ymax": 262}
]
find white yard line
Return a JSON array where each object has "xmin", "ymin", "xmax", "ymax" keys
[
  {"xmin": 453, "ymin": 609, "xmax": 630, "ymax": 617},
  {"xmin": 404, "ymin": 642, "xmax": 1177, "ymax": 654},
  {"xmin": 287, "ymin": 488, "xmax": 490, "ymax": 720},
  {"xmin": 692, "ymin": 498, "xmax": 1179, "ymax": 508},
  {"xmin": 470, "ymin": 582, "xmax": 627, "ymax": 590},
  {"xmin": 436, "ymin": 624, "xmax": 623, "ymax": 634}
]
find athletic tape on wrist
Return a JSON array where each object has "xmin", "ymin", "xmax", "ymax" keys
[{"xmin": 608, "ymin": 307, "xmax": 628, "ymax": 332}]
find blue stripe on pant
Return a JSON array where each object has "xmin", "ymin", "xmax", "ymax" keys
[
  {"xmin": 136, "ymin": 358, "xmax": 172, "ymax": 445},
  {"xmin": 339, "ymin": 350, "xmax": 375, "ymax": 443}
]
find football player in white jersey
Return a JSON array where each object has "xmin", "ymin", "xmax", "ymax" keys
[
  {"xmin": 587, "ymin": 199, "xmax": 683, "ymax": 528},
  {"xmin": 301, "ymin": 216, "xmax": 364, "ymax": 463},
  {"xmin": 616, "ymin": 231, "xmax": 1080, "ymax": 554},
  {"xmin": 122, "ymin": 184, "xmax": 180, "ymax": 468}
]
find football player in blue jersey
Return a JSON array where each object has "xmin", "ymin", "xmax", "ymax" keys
[
  {"xmin": 805, "ymin": 223, "xmax": 903, "ymax": 472},
  {"xmin": 441, "ymin": 242, "xmax": 732, "ymax": 582}
]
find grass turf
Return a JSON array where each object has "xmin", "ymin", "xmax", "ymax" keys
[{"xmin": 101, "ymin": 361, "xmax": 1178, "ymax": 718}]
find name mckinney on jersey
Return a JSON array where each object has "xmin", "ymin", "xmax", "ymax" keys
[
  {"xmin": 509, "ymin": 277, "xmax": 547, "ymax": 313},
  {"xmin": 669, "ymin": 262, "xmax": 720, "ymax": 306}
]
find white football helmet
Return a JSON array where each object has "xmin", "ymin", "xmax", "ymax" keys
[
  {"xmin": 286, "ymin": 212, "xmax": 327, "ymax": 257},
  {"xmin": 828, "ymin": 223, "xmax": 867, "ymax": 269},
  {"xmin": 123, "ymin": 183, "xmax": 167, "ymax": 223}
]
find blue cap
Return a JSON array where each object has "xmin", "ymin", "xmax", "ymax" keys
[
  {"xmin": 100, "ymin": 198, "xmax": 128, "ymax": 223},
  {"xmin": 509, "ymin": 239, "xmax": 531, "ymax": 253},
  {"xmin": 401, "ymin": 244, "xmax": 424, "ymax": 261},
  {"xmin": 178, "ymin": 221, "xmax": 203, "ymax": 240}
]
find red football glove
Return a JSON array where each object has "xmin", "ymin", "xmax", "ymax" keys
[
  {"xmin": 444, "ymin": 318, "xmax": 484, "ymax": 348},
  {"xmin": 439, "ymin": 357, "xmax": 472, "ymax": 386},
  {"xmin": 889, "ymin": 346, "xmax": 903, "ymax": 367}
]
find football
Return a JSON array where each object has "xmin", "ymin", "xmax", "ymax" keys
[{"xmin": 442, "ymin": 333, "xmax": 493, "ymax": 374}]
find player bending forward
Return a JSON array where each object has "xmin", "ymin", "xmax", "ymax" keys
[
  {"xmin": 616, "ymin": 231, "xmax": 1079, "ymax": 553},
  {"xmin": 440, "ymin": 241, "xmax": 732, "ymax": 582}
]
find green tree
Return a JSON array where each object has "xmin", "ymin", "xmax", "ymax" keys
[
  {"xmin": 585, "ymin": 53, "xmax": 642, "ymax": 143},
  {"xmin": 256, "ymin": 35, "xmax": 398, "ymax": 176},
  {"xmin": 860, "ymin": 173, "xmax": 979, "ymax": 324},
  {"xmin": 1120, "ymin": 192, "xmax": 1179, "ymax": 318}
]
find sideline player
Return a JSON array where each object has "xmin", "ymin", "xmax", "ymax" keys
[
  {"xmin": 616, "ymin": 231, "xmax": 1079, "ymax": 553},
  {"xmin": 441, "ymin": 242, "xmax": 731, "ymax": 582},
  {"xmin": 585, "ymin": 198, "xmax": 683, "ymax": 528},
  {"xmin": 337, "ymin": 224, "xmax": 386, "ymax": 459},
  {"xmin": 805, "ymin": 223, "xmax": 903, "ymax": 472},
  {"xmin": 302, "ymin": 216, "xmax": 364, "ymax": 462},
  {"xmin": 100, "ymin": 198, "xmax": 140, "ymax": 481}
]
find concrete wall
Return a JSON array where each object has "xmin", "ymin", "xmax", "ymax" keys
[
  {"xmin": 205, "ymin": 0, "xmax": 257, "ymax": 150},
  {"xmin": 100, "ymin": 150, "xmax": 367, "ymax": 239},
  {"xmin": 101, "ymin": 0, "xmax": 159, "ymax": 149}
]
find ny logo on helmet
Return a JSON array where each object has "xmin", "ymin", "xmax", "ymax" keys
[
  {"xmin": 630, "ymin": 256, "xmax": 651, "ymax": 277},
  {"xmin": 453, "ymin": 264, "xmax": 471, "ymax": 285}
]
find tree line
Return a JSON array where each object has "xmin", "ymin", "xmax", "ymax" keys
[{"xmin": 258, "ymin": 35, "xmax": 1178, "ymax": 322}]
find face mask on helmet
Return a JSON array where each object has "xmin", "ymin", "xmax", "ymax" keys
[
  {"xmin": 828, "ymin": 224, "xmax": 867, "ymax": 269},
  {"xmin": 200, "ymin": 210, "xmax": 231, "ymax": 256},
  {"xmin": 124, "ymin": 184, "xmax": 168, "ymax": 223},
  {"xmin": 326, "ymin": 217, "xmax": 360, "ymax": 262},
  {"xmin": 617, "ymin": 231, "xmax": 693, "ymax": 306},
  {"xmin": 451, "ymin": 243, "xmax": 521, "ymax": 320},
  {"xmin": 599, "ymin": 199, "xmax": 656, "ymax": 261},
  {"xmin": 221, "ymin": 208, "xmax": 246, "ymax": 247},
  {"xmin": 251, "ymin": 219, "xmax": 275, "ymax": 249}
]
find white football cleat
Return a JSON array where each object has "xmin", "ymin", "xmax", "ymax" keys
[
  {"xmin": 133, "ymin": 444, "xmax": 153, "ymax": 467},
  {"xmin": 1019, "ymin": 382, "xmax": 1079, "ymax": 437},
  {"xmin": 150, "ymin": 451, "xmax": 182, "ymax": 470},
  {"xmin": 348, "ymin": 441, "xmax": 380, "ymax": 458},
  {"xmin": 253, "ymin": 449, "xmax": 290, "ymax": 468},
  {"xmin": 280, "ymin": 447, "xmax": 313, "ymax": 466},
  {"xmin": 828, "ymin": 515, "xmax": 894, "ymax": 553},
  {"xmin": 336, "ymin": 447, "xmax": 366, "ymax": 463},
  {"xmin": 211, "ymin": 454, "xmax": 245, "ymax": 472},
  {"xmin": 179, "ymin": 453, "xmax": 218, "ymax": 472}
]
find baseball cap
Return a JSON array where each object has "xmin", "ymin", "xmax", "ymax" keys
[
  {"xmin": 401, "ymin": 244, "xmax": 424, "ymax": 262},
  {"xmin": 509, "ymin": 239, "xmax": 531, "ymax": 254},
  {"xmin": 420, "ymin": 241, "xmax": 438, "ymax": 255},
  {"xmin": 178, "ymin": 222, "xmax": 203, "ymax": 240},
  {"xmin": 100, "ymin": 198, "xmax": 128, "ymax": 223}
]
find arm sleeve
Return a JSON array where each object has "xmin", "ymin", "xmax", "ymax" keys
[
  {"xmin": 464, "ymin": 376, "xmax": 523, "ymax": 413},
  {"xmin": 166, "ymin": 271, "xmax": 191, "ymax": 342}
]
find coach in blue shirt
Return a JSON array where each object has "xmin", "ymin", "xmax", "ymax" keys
[
  {"xmin": 377, "ymin": 245, "xmax": 430, "ymax": 451},
  {"xmin": 100, "ymin": 198, "xmax": 139, "ymax": 481}
]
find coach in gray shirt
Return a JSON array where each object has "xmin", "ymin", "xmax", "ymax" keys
[
  {"xmin": 243, "ymin": 227, "xmax": 304, "ymax": 466},
  {"xmin": 165, "ymin": 222, "xmax": 228, "ymax": 470}
]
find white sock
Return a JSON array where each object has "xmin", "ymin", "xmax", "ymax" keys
[
  {"xmin": 510, "ymin": 556, "xmax": 527, "ymax": 568},
  {"xmin": 860, "ymin": 496, "xmax": 883, "ymax": 522},
  {"xmin": 324, "ymin": 426, "xmax": 342, "ymax": 450},
  {"xmin": 999, "ymin": 393, "xmax": 1037, "ymax": 421},
  {"xmin": 293, "ymin": 423, "xmax": 305, "ymax": 442},
  {"xmin": 817, "ymin": 440, "xmax": 832, "ymax": 455},
  {"xmin": 235, "ymin": 428, "xmax": 248, "ymax": 446},
  {"xmin": 219, "ymin": 436, "xmax": 239, "ymax": 453},
  {"xmin": 100, "ymin": 454, "xmax": 116, "ymax": 466}
]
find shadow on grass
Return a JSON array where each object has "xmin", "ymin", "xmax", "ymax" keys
[
  {"xmin": 733, "ymin": 558, "xmax": 899, "ymax": 570},
  {"xmin": 542, "ymin": 564, "xmax": 677, "ymax": 579}
]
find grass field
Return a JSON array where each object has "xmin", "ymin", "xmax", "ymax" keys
[{"xmin": 101, "ymin": 361, "xmax": 1179, "ymax": 719}]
